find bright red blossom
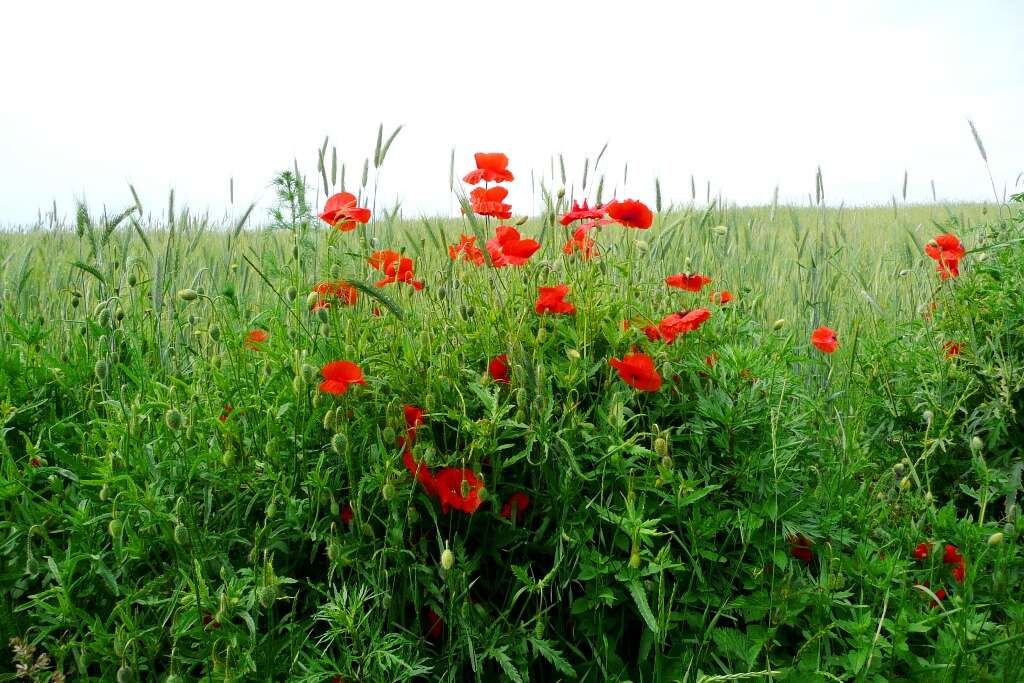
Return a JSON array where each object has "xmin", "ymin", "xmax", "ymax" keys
[
  {"xmin": 913, "ymin": 542, "xmax": 930, "ymax": 561},
  {"xmin": 312, "ymin": 281, "xmax": 358, "ymax": 310},
  {"xmin": 486, "ymin": 226, "xmax": 540, "ymax": 267},
  {"xmin": 811, "ymin": 327, "xmax": 838, "ymax": 353},
  {"xmin": 657, "ymin": 308, "xmax": 712, "ymax": 343},
  {"xmin": 535, "ymin": 284, "xmax": 575, "ymax": 315},
  {"xmin": 469, "ymin": 186, "xmax": 512, "ymax": 219},
  {"xmin": 925, "ymin": 233, "xmax": 966, "ymax": 280},
  {"xmin": 463, "ymin": 152, "xmax": 514, "ymax": 185},
  {"xmin": 244, "ymin": 329, "xmax": 269, "ymax": 350},
  {"xmin": 489, "ymin": 354, "xmax": 510, "ymax": 384},
  {"xmin": 562, "ymin": 226, "xmax": 597, "ymax": 259},
  {"xmin": 666, "ymin": 273, "xmax": 712, "ymax": 292},
  {"xmin": 501, "ymin": 492, "xmax": 530, "ymax": 519},
  {"xmin": 319, "ymin": 192, "xmax": 371, "ymax": 231},
  {"xmin": 319, "ymin": 361, "xmax": 366, "ymax": 395},
  {"xmin": 434, "ymin": 467, "xmax": 485, "ymax": 514},
  {"xmin": 449, "ymin": 234, "xmax": 485, "ymax": 266},
  {"xmin": 609, "ymin": 352, "xmax": 662, "ymax": 392},
  {"xmin": 943, "ymin": 341, "xmax": 961, "ymax": 358},
  {"xmin": 559, "ymin": 200, "xmax": 607, "ymax": 226},
  {"xmin": 606, "ymin": 199, "xmax": 654, "ymax": 229},
  {"xmin": 368, "ymin": 250, "xmax": 424, "ymax": 290},
  {"xmin": 710, "ymin": 290, "xmax": 733, "ymax": 305}
]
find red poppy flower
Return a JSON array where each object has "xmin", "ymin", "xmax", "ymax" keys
[
  {"xmin": 425, "ymin": 608, "xmax": 443, "ymax": 639},
  {"xmin": 489, "ymin": 354, "xmax": 510, "ymax": 384},
  {"xmin": 485, "ymin": 226, "xmax": 540, "ymax": 267},
  {"xmin": 434, "ymin": 467, "xmax": 485, "ymax": 514},
  {"xmin": 562, "ymin": 225, "xmax": 597, "ymax": 259},
  {"xmin": 404, "ymin": 405, "xmax": 424, "ymax": 432},
  {"xmin": 811, "ymin": 327, "xmax": 838, "ymax": 353},
  {"xmin": 535, "ymin": 284, "xmax": 576, "ymax": 315},
  {"xmin": 622, "ymin": 319, "xmax": 631, "ymax": 331},
  {"xmin": 244, "ymin": 329, "xmax": 269, "ymax": 350},
  {"xmin": 913, "ymin": 542, "xmax": 930, "ymax": 561},
  {"xmin": 943, "ymin": 341, "xmax": 960, "ymax": 358},
  {"xmin": 657, "ymin": 308, "xmax": 712, "ymax": 343},
  {"xmin": 469, "ymin": 186, "xmax": 513, "ymax": 220},
  {"xmin": 449, "ymin": 234, "xmax": 485, "ymax": 266},
  {"xmin": 318, "ymin": 361, "xmax": 366, "ymax": 395},
  {"xmin": 666, "ymin": 273, "xmax": 712, "ymax": 292},
  {"xmin": 925, "ymin": 234, "xmax": 966, "ymax": 280},
  {"xmin": 710, "ymin": 290, "xmax": 733, "ymax": 305},
  {"xmin": 643, "ymin": 324, "xmax": 662, "ymax": 342},
  {"xmin": 463, "ymin": 152, "xmax": 514, "ymax": 185},
  {"xmin": 30, "ymin": 457, "xmax": 41, "ymax": 467},
  {"xmin": 319, "ymin": 192, "xmax": 372, "ymax": 231},
  {"xmin": 942, "ymin": 544, "xmax": 962, "ymax": 565},
  {"xmin": 788, "ymin": 533, "xmax": 813, "ymax": 564},
  {"xmin": 559, "ymin": 200, "xmax": 607, "ymax": 226},
  {"xmin": 312, "ymin": 281, "xmax": 358, "ymax": 310},
  {"xmin": 931, "ymin": 587, "xmax": 947, "ymax": 608},
  {"xmin": 606, "ymin": 199, "xmax": 653, "ymax": 229},
  {"xmin": 609, "ymin": 352, "xmax": 662, "ymax": 392},
  {"xmin": 340, "ymin": 504, "xmax": 353, "ymax": 525},
  {"xmin": 952, "ymin": 561, "xmax": 965, "ymax": 584},
  {"xmin": 501, "ymin": 492, "xmax": 530, "ymax": 519},
  {"xmin": 368, "ymin": 250, "xmax": 424, "ymax": 290}
]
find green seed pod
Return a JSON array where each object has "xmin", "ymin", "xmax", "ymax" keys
[
  {"xmin": 772, "ymin": 318, "xmax": 786, "ymax": 330},
  {"xmin": 127, "ymin": 274, "xmax": 137, "ymax": 287},
  {"xmin": 116, "ymin": 665, "xmax": 134, "ymax": 683},
  {"xmin": 382, "ymin": 483, "xmax": 396, "ymax": 501},
  {"xmin": 164, "ymin": 408, "xmax": 183, "ymax": 431},
  {"xmin": 109, "ymin": 518, "xmax": 124, "ymax": 537},
  {"xmin": 330, "ymin": 498, "xmax": 340, "ymax": 516},
  {"xmin": 327, "ymin": 542, "xmax": 339, "ymax": 561},
  {"xmin": 970, "ymin": 436, "xmax": 983, "ymax": 453},
  {"xmin": 360, "ymin": 522, "xmax": 373, "ymax": 538},
  {"xmin": 221, "ymin": 450, "xmax": 236, "ymax": 468},
  {"xmin": 988, "ymin": 532, "xmax": 1004, "ymax": 546},
  {"xmin": 306, "ymin": 291, "xmax": 320, "ymax": 309},
  {"xmin": 654, "ymin": 437, "xmax": 668, "ymax": 458},
  {"xmin": 98, "ymin": 308, "xmax": 111, "ymax": 327},
  {"xmin": 440, "ymin": 545, "xmax": 454, "ymax": 570},
  {"xmin": 660, "ymin": 455, "xmax": 673, "ymax": 469},
  {"xmin": 94, "ymin": 358, "xmax": 109, "ymax": 381},
  {"xmin": 536, "ymin": 327, "xmax": 547, "ymax": 343},
  {"xmin": 301, "ymin": 363, "xmax": 319, "ymax": 385},
  {"xmin": 71, "ymin": 296, "xmax": 80, "ymax": 308},
  {"xmin": 316, "ymin": 306, "xmax": 330, "ymax": 323},
  {"xmin": 285, "ymin": 285, "xmax": 298, "ymax": 302},
  {"xmin": 177, "ymin": 288, "xmax": 198, "ymax": 301},
  {"xmin": 382, "ymin": 426, "xmax": 397, "ymax": 445},
  {"xmin": 322, "ymin": 408, "xmax": 335, "ymax": 432},
  {"xmin": 331, "ymin": 433, "xmax": 347, "ymax": 455},
  {"xmin": 266, "ymin": 501, "xmax": 277, "ymax": 518},
  {"xmin": 173, "ymin": 523, "xmax": 190, "ymax": 546},
  {"xmin": 566, "ymin": 348, "xmax": 581, "ymax": 361},
  {"xmin": 258, "ymin": 585, "xmax": 276, "ymax": 609}
]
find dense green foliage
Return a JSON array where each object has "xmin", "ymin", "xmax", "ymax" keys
[{"xmin": 1, "ymin": 181, "xmax": 1022, "ymax": 682}]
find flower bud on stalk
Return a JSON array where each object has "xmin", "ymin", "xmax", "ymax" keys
[
  {"xmin": 177, "ymin": 288, "xmax": 198, "ymax": 301},
  {"xmin": 441, "ymin": 544, "xmax": 454, "ymax": 571}
]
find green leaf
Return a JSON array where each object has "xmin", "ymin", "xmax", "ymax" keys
[
  {"xmin": 628, "ymin": 581, "xmax": 658, "ymax": 633},
  {"xmin": 529, "ymin": 637, "xmax": 576, "ymax": 678}
]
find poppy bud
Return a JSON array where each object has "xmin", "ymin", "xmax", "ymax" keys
[
  {"xmin": 629, "ymin": 546, "xmax": 641, "ymax": 569},
  {"xmin": 265, "ymin": 500, "xmax": 277, "ymax": 518},
  {"xmin": 177, "ymin": 288, "xmax": 198, "ymax": 301},
  {"xmin": 970, "ymin": 436, "xmax": 983, "ymax": 453},
  {"xmin": 407, "ymin": 505, "xmax": 419, "ymax": 524},
  {"xmin": 515, "ymin": 215, "xmax": 528, "ymax": 226},
  {"xmin": 331, "ymin": 433, "xmax": 347, "ymax": 455},
  {"xmin": 258, "ymin": 585, "xmax": 277, "ymax": 609},
  {"xmin": 71, "ymin": 296, "xmax": 80, "ymax": 308},
  {"xmin": 566, "ymin": 348, "xmax": 581, "ymax": 361},
  {"xmin": 108, "ymin": 518, "xmax": 123, "ymax": 537},
  {"xmin": 207, "ymin": 324, "xmax": 221, "ymax": 341},
  {"xmin": 127, "ymin": 274, "xmax": 137, "ymax": 287},
  {"xmin": 772, "ymin": 318, "xmax": 786, "ymax": 330},
  {"xmin": 164, "ymin": 408, "xmax": 183, "ymax": 431},
  {"xmin": 382, "ymin": 483, "xmax": 396, "ymax": 501},
  {"xmin": 382, "ymin": 426, "xmax": 397, "ymax": 445},
  {"xmin": 437, "ymin": 286, "xmax": 447, "ymax": 300},
  {"xmin": 899, "ymin": 477, "xmax": 911, "ymax": 491},
  {"xmin": 361, "ymin": 522, "xmax": 373, "ymax": 538},
  {"xmin": 173, "ymin": 523, "xmax": 190, "ymax": 546},
  {"xmin": 923, "ymin": 410, "xmax": 934, "ymax": 426},
  {"xmin": 94, "ymin": 359, "xmax": 109, "ymax": 381},
  {"xmin": 292, "ymin": 376, "xmax": 304, "ymax": 394},
  {"xmin": 221, "ymin": 450, "xmax": 236, "ymax": 467},
  {"xmin": 116, "ymin": 308, "xmax": 125, "ymax": 321},
  {"xmin": 441, "ymin": 545, "xmax": 454, "ymax": 570},
  {"xmin": 330, "ymin": 264, "xmax": 343, "ymax": 279},
  {"xmin": 536, "ymin": 327, "xmax": 547, "ymax": 343},
  {"xmin": 285, "ymin": 286, "xmax": 297, "ymax": 302},
  {"xmin": 306, "ymin": 291, "xmax": 320, "ymax": 309},
  {"xmin": 116, "ymin": 665, "xmax": 134, "ymax": 683},
  {"xmin": 660, "ymin": 455, "xmax": 673, "ymax": 469},
  {"xmin": 99, "ymin": 484, "xmax": 110, "ymax": 501},
  {"xmin": 655, "ymin": 438, "xmax": 669, "ymax": 458},
  {"xmin": 292, "ymin": 244, "xmax": 299, "ymax": 260},
  {"xmin": 988, "ymin": 532, "xmax": 1004, "ymax": 546},
  {"xmin": 557, "ymin": 187, "xmax": 565, "ymax": 199},
  {"xmin": 316, "ymin": 307, "xmax": 330, "ymax": 323},
  {"xmin": 322, "ymin": 409, "xmax": 335, "ymax": 432},
  {"xmin": 712, "ymin": 225, "xmax": 729, "ymax": 236},
  {"xmin": 327, "ymin": 542, "xmax": 340, "ymax": 561},
  {"xmin": 635, "ymin": 239, "xmax": 648, "ymax": 252},
  {"xmin": 98, "ymin": 308, "xmax": 111, "ymax": 327},
  {"xmin": 893, "ymin": 462, "xmax": 905, "ymax": 478}
]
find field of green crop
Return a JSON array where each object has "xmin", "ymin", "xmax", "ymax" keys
[{"xmin": 1, "ymin": 151, "xmax": 1023, "ymax": 682}]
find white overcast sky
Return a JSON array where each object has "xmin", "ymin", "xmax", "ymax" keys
[{"xmin": 1, "ymin": 0, "xmax": 1022, "ymax": 226}]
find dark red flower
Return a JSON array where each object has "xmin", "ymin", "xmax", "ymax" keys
[
  {"xmin": 489, "ymin": 354, "xmax": 510, "ymax": 384},
  {"xmin": 470, "ymin": 186, "xmax": 512, "ymax": 219},
  {"xmin": 931, "ymin": 587, "xmax": 947, "ymax": 608},
  {"xmin": 942, "ymin": 544, "xmax": 962, "ymax": 565},
  {"xmin": 449, "ymin": 234, "xmax": 485, "ymax": 266},
  {"xmin": 340, "ymin": 504, "xmax": 354, "ymax": 525},
  {"xmin": 463, "ymin": 152, "xmax": 514, "ymax": 185},
  {"xmin": 319, "ymin": 361, "xmax": 366, "ymax": 395},
  {"xmin": 666, "ymin": 273, "xmax": 711, "ymax": 292},
  {"xmin": 943, "ymin": 341, "xmax": 961, "ymax": 359},
  {"xmin": 710, "ymin": 290, "xmax": 733, "ymax": 305},
  {"xmin": 404, "ymin": 405, "xmax": 424, "ymax": 432},
  {"xmin": 811, "ymin": 326, "xmax": 838, "ymax": 353},
  {"xmin": 219, "ymin": 403, "xmax": 233, "ymax": 423},
  {"xmin": 913, "ymin": 542, "xmax": 930, "ymax": 561},
  {"xmin": 925, "ymin": 234, "xmax": 966, "ymax": 280},
  {"xmin": 368, "ymin": 250, "xmax": 424, "ymax": 290},
  {"xmin": 657, "ymin": 308, "xmax": 712, "ymax": 343},
  {"xmin": 434, "ymin": 467, "xmax": 485, "ymax": 514},
  {"xmin": 486, "ymin": 226, "xmax": 540, "ymax": 267},
  {"xmin": 559, "ymin": 200, "xmax": 607, "ymax": 226},
  {"xmin": 706, "ymin": 352, "xmax": 719, "ymax": 368},
  {"xmin": 244, "ymin": 329, "xmax": 269, "ymax": 350},
  {"xmin": 202, "ymin": 612, "xmax": 221, "ymax": 630},
  {"xmin": 609, "ymin": 352, "xmax": 662, "ymax": 392},
  {"xmin": 562, "ymin": 225, "xmax": 597, "ymax": 259},
  {"xmin": 788, "ymin": 533, "xmax": 813, "ymax": 564},
  {"xmin": 30, "ymin": 457, "xmax": 41, "ymax": 467},
  {"xmin": 501, "ymin": 492, "xmax": 530, "ymax": 520},
  {"xmin": 425, "ymin": 608, "xmax": 444, "ymax": 639},
  {"xmin": 535, "ymin": 284, "xmax": 575, "ymax": 315},
  {"xmin": 952, "ymin": 561, "xmax": 965, "ymax": 584},
  {"xmin": 319, "ymin": 192, "xmax": 371, "ymax": 231},
  {"xmin": 606, "ymin": 199, "xmax": 653, "ymax": 229}
]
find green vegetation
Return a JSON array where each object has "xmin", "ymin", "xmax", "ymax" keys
[{"xmin": 1, "ymin": 157, "xmax": 1022, "ymax": 682}]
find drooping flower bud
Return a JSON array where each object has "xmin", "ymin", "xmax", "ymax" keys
[
  {"xmin": 177, "ymin": 288, "xmax": 198, "ymax": 301},
  {"xmin": 772, "ymin": 319, "xmax": 786, "ymax": 330}
]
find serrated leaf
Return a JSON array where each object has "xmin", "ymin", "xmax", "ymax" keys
[
  {"xmin": 628, "ymin": 581, "xmax": 658, "ymax": 633},
  {"xmin": 529, "ymin": 637, "xmax": 576, "ymax": 678}
]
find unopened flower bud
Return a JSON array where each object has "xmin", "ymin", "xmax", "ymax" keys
[
  {"xmin": 382, "ymin": 426, "xmax": 397, "ymax": 445},
  {"xmin": 306, "ymin": 291, "xmax": 320, "ymax": 309},
  {"xmin": 382, "ymin": 483, "xmax": 396, "ymax": 501},
  {"xmin": 330, "ymin": 264, "xmax": 343, "ymax": 279},
  {"xmin": 772, "ymin": 319, "xmax": 786, "ymax": 330},
  {"xmin": 970, "ymin": 436, "xmax": 983, "ymax": 453},
  {"xmin": 655, "ymin": 437, "xmax": 669, "ymax": 458},
  {"xmin": 566, "ymin": 348, "xmax": 581, "ymax": 362},
  {"xmin": 923, "ymin": 410, "xmax": 934, "ymax": 426},
  {"xmin": 987, "ymin": 532, "xmax": 1004, "ymax": 546},
  {"xmin": 635, "ymin": 239, "xmax": 648, "ymax": 252},
  {"xmin": 285, "ymin": 286, "xmax": 297, "ymax": 302},
  {"xmin": 292, "ymin": 376, "xmax": 304, "ymax": 394},
  {"xmin": 629, "ymin": 547, "xmax": 641, "ymax": 569},
  {"xmin": 173, "ymin": 523, "xmax": 190, "ymax": 546},
  {"xmin": 515, "ymin": 215, "xmax": 528, "ymax": 226},
  {"xmin": 441, "ymin": 545, "xmax": 454, "ymax": 570},
  {"xmin": 557, "ymin": 187, "xmax": 565, "ymax": 199},
  {"xmin": 316, "ymin": 306, "xmax": 330, "ymax": 323},
  {"xmin": 177, "ymin": 288, "xmax": 198, "ymax": 301},
  {"xmin": 331, "ymin": 433, "xmax": 347, "ymax": 455},
  {"xmin": 712, "ymin": 225, "xmax": 729, "ymax": 236},
  {"xmin": 164, "ymin": 408, "xmax": 183, "ymax": 431},
  {"xmin": 94, "ymin": 358, "xmax": 109, "ymax": 381}
]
